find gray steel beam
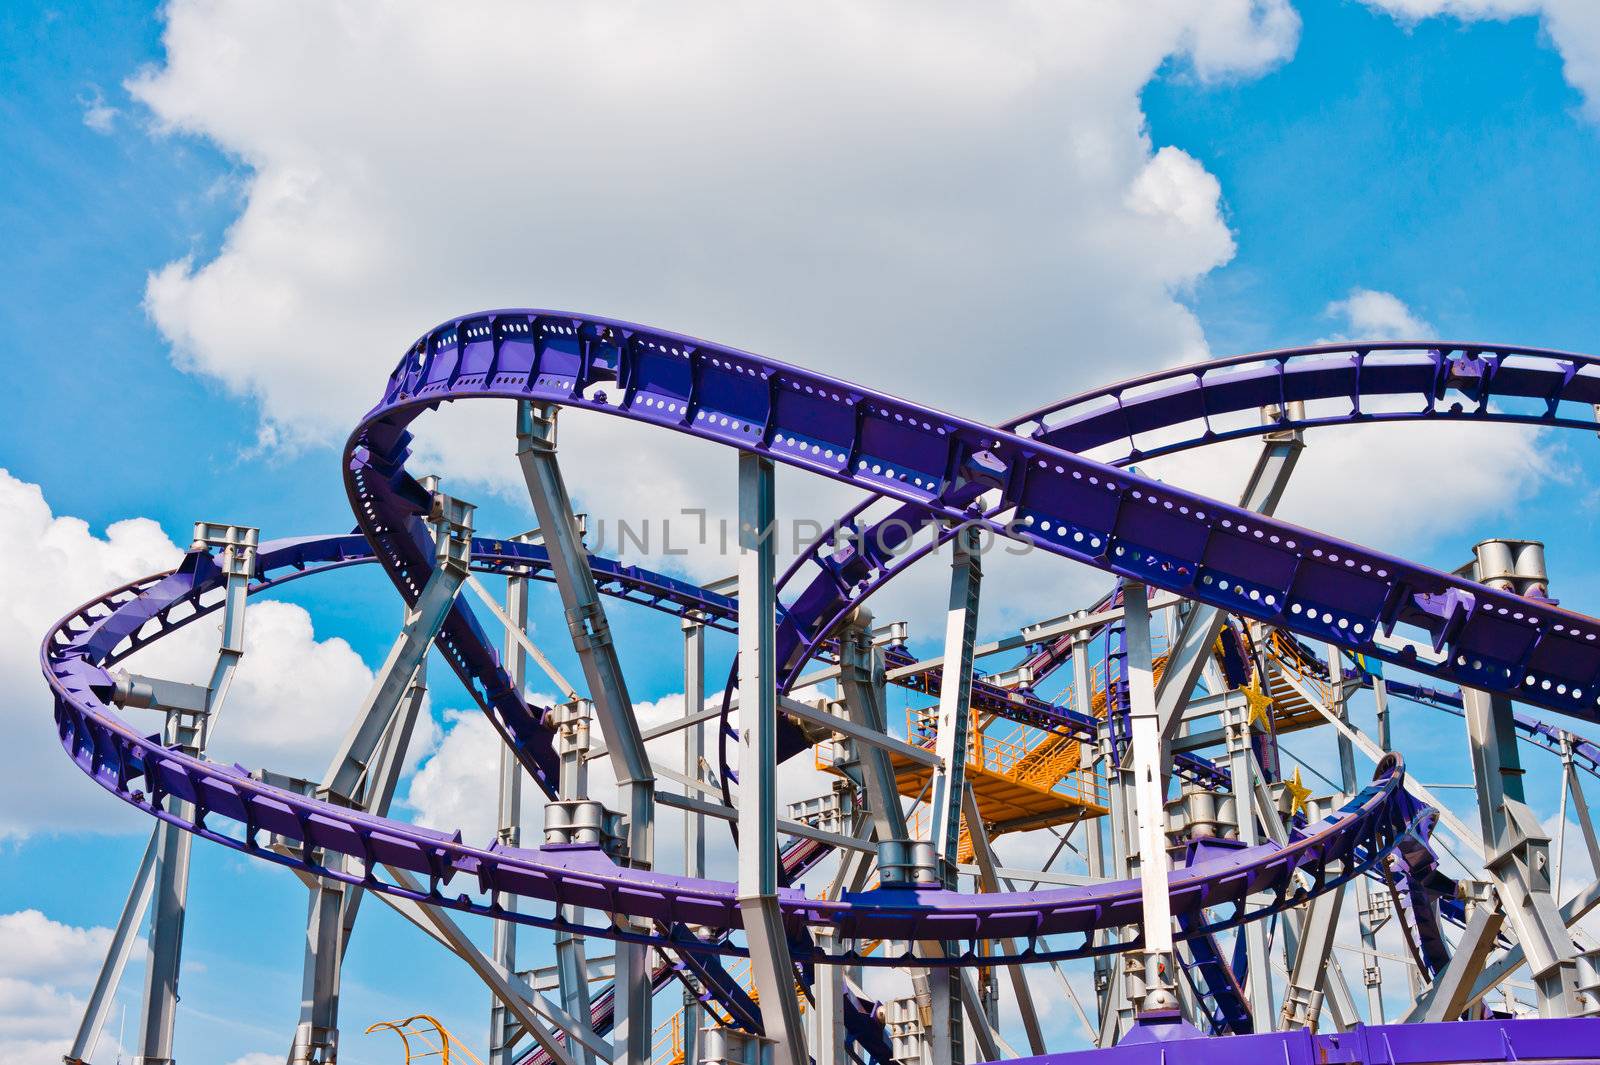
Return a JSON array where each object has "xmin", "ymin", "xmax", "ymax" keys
[
  {"xmin": 492, "ymin": 563, "xmax": 531, "ymax": 1065},
  {"xmin": 734, "ymin": 451, "xmax": 807, "ymax": 1065},
  {"xmin": 1429, "ymin": 879, "xmax": 1600, "ymax": 1019},
  {"xmin": 1121, "ymin": 584, "xmax": 1176, "ymax": 1015},
  {"xmin": 133, "ymin": 524, "xmax": 256, "ymax": 1065},
  {"xmin": 1412, "ymin": 885, "xmax": 1506, "ymax": 1023},
  {"xmin": 381, "ymin": 866, "xmax": 586, "ymax": 1065},
  {"xmin": 837, "ymin": 613, "xmax": 911, "ymax": 843},
  {"xmin": 136, "ymin": 800, "xmax": 194, "ymax": 1065},
  {"xmin": 292, "ymin": 499, "xmax": 469, "ymax": 1065},
  {"xmin": 321, "ymin": 496, "xmax": 472, "ymax": 802},
  {"xmin": 927, "ymin": 525, "xmax": 981, "ymax": 877},
  {"xmin": 465, "ymin": 571, "xmax": 580, "ymax": 702},
  {"xmin": 1323, "ymin": 643, "xmax": 1386, "ymax": 1026},
  {"xmin": 516, "ymin": 401, "xmax": 653, "ymax": 1063},
  {"xmin": 1228, "ymin": 702, "xmax": 1275, "ymax": 1031},
  {"xmin": 785, "ymin": 696, "xmax": 939, "ymax": 767},
  {"xmin": 1462, "ymin": 686, "xmax": 1582, "ymax": 1016},
  {"xmin": 550, "ymin": 698, "xmax": 595, "ymax": 1065},
  {"xmin": 1279, "ymin": 885, "xmax": 1347, "ymax": 1030},
  {"xmin": 682, "ymin": 615, "xmax": 706, "ymax": 1065},
  {"xmin": 1073, "ymin": 629, "xmax": 1118, "ymax": 1040},
  {"xmin": 65, "ymin": 829, "xmax": 158, "ymax": 1064},
  {"xmin": 813, "ymin": 932, "xmax": 846, "ymax": 1065},
  {"xmin": 961, "ymin": 787, "xmax": 1046, "ymax": 1055}
]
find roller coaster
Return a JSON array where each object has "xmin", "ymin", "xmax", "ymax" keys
[{"xmin": 44, "ymin": 313, "xmax": 1600, "ymax": 1064}]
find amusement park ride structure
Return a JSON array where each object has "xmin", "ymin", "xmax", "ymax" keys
[{"xmin": 41, "ymin": 311, "xmax": 1600, "ymax": 1064}]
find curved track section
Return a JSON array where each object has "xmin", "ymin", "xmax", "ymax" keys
[
  {"xmin": 41, "ymin": 311, "xmax": 1600, "ymax": 1061},
  {"xmin": 42, "ymin": 530, "xmax": 1419, "ymax": 960}
]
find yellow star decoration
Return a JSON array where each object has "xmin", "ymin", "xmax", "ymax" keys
[
  {"xmin": 1284, "ymin": 768, "xmax": 1313, "ymax": 817},
  {"xmin": 1240, "ymin": 672, "xmax": 1274, "ymax": 730}
]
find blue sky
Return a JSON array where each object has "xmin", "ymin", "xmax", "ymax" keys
[{"xmin": 4, "ymin": 1, "xmax": 1600, "ymax": 1061}]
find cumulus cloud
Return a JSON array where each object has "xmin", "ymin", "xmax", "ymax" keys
[
  {"xmin": 1322, "ymin": 286, "xmax": 1435, "ymax": 339},
  {"xmin": 0, "ymin": 467, "xmax": 432, "ymax": 839},
  {"xmin": 79, "ymin": 85, "xmax": 119, "ymax": 133},
  {"xmin": 123, "ymin": 0, "xmax": 1304, "ymax": 600},
  {"xmin": 0, "ymin": 910, "xmax": 125, "ymax": 1063},
  {"xmin": 1365, "ymin": 1, "xmax": 1600, "ymax": 121}
]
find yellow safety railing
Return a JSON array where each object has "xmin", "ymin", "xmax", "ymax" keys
[{"xmin": 365, "ymin": 1014, "xmax": 484, "ymax": 1065}]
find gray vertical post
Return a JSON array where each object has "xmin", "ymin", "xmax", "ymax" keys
[
  {"xmin": 813, "ymin": 932, "xmax": 846, "ymax": 1065},
  {"xmin": 1461, "ymin": 541, "xmax": 1581, "ymax": 1017},
  {"xmin": 1074, "ymin": 630, "xmax": 1118, "ymax": 1040},
  {"xmin": 924, "ymin": 525, "xmax": 981, "ymax": 1065},
  {"xmin": 1373, "ymin": 675, "xmax": 1392, "ymax": 752},
  {"xmin": 547, "ymin": 698, "xmax": 595, "ymax": 1063},
  {"xmin": 1280, "ymin": 884, "xmax": 1347, "ymax": 1030},
  {"xmin": 837, "ymin": 612, "xmax": 909, "ymax": 844},
  {"xmin": 682, "ymin": 613, "xmax": 706, "ymax": 1065},
  {"xmin": 927, "ymin": 524, "xmax": 981, "ymax": 873},
  {"xmin": 1325, "ymin": 644, "xmax": 1384, "ymax": 1024},
  {"xmin": 1121, "ymin": 583, "xmax": 1176, "ymax": 1016},
  {"xmin": 291, "ymin": 878, "xmax": 345, "ymax": 1065},
  {"xmin": 137, "ymin": 785, "xmax": 195, "ymax": 1065},
  {"xmin": 1462, "ymin": 686, "xmax": 1581, "ymax": 1015},
  {"xmin": 134, "ymin": 523, "xmax": 256, "ymax": 1065},
  {"xmin": 735, "ymin": 451, "xmax": 807, "ymax": 1065},
  {"xmin": 491, "ymin": 561, "xmax": 530, "ymax": 1065},
  {"xmin": 516, "ymin": 401, "xmax": 654, "ymax": 1063},
  {"xmin": 1228, "ymin": 681, "xmax": 1275, "ymax": 1030}
]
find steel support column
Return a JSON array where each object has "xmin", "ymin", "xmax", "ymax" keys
[
  {"xmin": 133, "ymin": 523, "xmax": 256, "ymax": 1065},
  {"xmin": 492, "ymin": 558, "xmax": 530, "ymax": 1065},
  {"xmin": 1280, "ymin": 884, "xmax": 1347, "ymax": 1030},
  {"xmin": 1073, "ymin": 630, "xmax": 1118, "ymax": 1039},
  {"xmin": 1414, "ymin": 883, "xmax": 1506, "ymax": 1023},
  {"xmin": 1228, "ymin": 701, "xmax": 1275, "ymax": 1030},
  {"xmin": 961, "ymin": 786, "xmax": 1046, "ymax": 1056},
  {"xmin": 735, "ymin": 451, "xmax": 807, "ymax": 1065},
  {"xmin": 682, "ymin": 613, "xmax": 707, "ymax": 1065},
  {"xmin": 1462, "ymin": 686, "xmax": 1582, "ymax": 1016},
  {"xmin": 65, "ymin": 831, "xmax": 158, "ymax": 1064},
  {"xmin": 517, "ymin": 401, "xmax": 654, "ymax": 1063},
  {"xmin": 924, "ymin": 525, "xmax": 981, "ymax": 1065},
  {"xmin": 927, "ymin": 525, "xmax": 981, "ymax": 874},
  {"xmin": 550, "ymin": 697, "xmax": 596, "ymax": 1065},
  {"xmin": 1121, "ymin": 583, "xmax": 1176, "ymax": 1014}
]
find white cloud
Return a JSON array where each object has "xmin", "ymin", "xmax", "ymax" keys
[
  {"xmin": 0, "ymin": 468, "xmax": 184, "ymax": 839},
  {"xmin": 406, "ymin": 706, "xmax": 513, "ymax": 846},
  {"xmin": 1323, "ymin": 286, "xmax": 1435, "ymax": 339},
  {"xmin": 125, "ymin": 0, "xmax": 1301, "ymax": 595},
  {"xmin": 0, "ymin": 910, "xmax": 127, "ymax": 1064},
  {"xmin": 0, "ymin": 467, "xmax": 432, "ymax": 839},
  {"xmin": 0, "ymin": 910, "xmax": 117, "ymax": 988},
  {"xmin": 1365, "ymin": 1, "xmax": 1600, "ymax": 122},
  {"xmin": 225, "ymin": 1054, "xmax": 283, "ymax": 1065},
  {"xmin": 79, "ymin": 85, "xmax": 119, "ymax": 133}
]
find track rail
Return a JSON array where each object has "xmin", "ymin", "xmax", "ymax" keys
[{"xmin": 41, "ymin": 311, "xmax": 1600, "ymax": 1060}]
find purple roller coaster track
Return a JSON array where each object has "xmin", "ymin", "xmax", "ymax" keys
[{"xmin": 43, "ymin": 311, "xmax": 1600, "ymax": 1065}]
